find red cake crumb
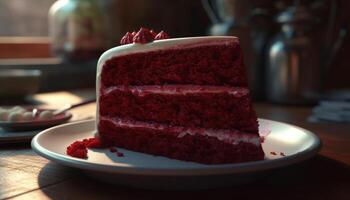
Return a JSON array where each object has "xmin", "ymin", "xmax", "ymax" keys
[
  {"xmin": 280, "ymin": 152, "xmax": 286, "ymax": 156},
  {"xmin": 109, "ymin": 147, "xmax": 118, "ymax": 152},
  {"xmin": 133, "ymin": 28, "xmax": 154, "ymax": 44},
  {"xmin": 155, "ymin": 31, "xmax": 169, "ymax": 40},
  {"xmin": 66, "ymin": 141, "xmax": 88, "ymax": 159},
  {"xmin": 120, "ymin": 32, "xmax": 133, "ymax": 45},
  {"xmin": 66, "ymin": 136, "xmax": 125, "ymax": 159},
  {"xmin": 83, "ymin": 138, "xmax": 102, "ymax": 148},
  {"xmin": 66, "ymin": 137, "xmax": 115, "ymax": 159},
  {"xmin": 270, "ymin": 151, "xmax": 277, "ymax": 155}
]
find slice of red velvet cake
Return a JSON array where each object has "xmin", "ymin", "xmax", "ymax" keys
[{"xmin": 96, "ymin": 30, "xmax": 264, "ymax": 164}]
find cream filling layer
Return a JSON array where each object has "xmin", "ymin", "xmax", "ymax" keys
[
  {"xmin": 100, "ymin": 116, "xmax": 261, "ymax": 146},
  {"xmin": 102, "ymin": 85, "xmax": 248, "ymax": 97}
]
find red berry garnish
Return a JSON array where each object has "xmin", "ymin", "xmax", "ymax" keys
[
  {"xmin": 154, "ymin": 31, "xmax": 170, "ymax": 40},
  {"xmin": 133, "ymin": 27, "xmax": 154, "ymax": 44},
  {"xmin": 120, "ymin": 32, "xmax": 133, "ymax": 45},
  {"xmin": 150, "ymin": 30, "xmax": 157, "ymax": 39},
  {"xmin": 131, "ymin": 31, "xmax": 137, "ymax": 37}
]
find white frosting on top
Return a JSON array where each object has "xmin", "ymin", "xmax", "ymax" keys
[
  {"xmin": 97, "ymin": 36, "xmax": 237, "ymax": 72},
  {"xmin": 96, "ymin": 36, "xmax": 238, "ymax": 128}
]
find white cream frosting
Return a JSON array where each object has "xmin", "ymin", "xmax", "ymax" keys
[
  {"xmin": 96, "ymin": 36, "xmax": 239, "ymax": 129},
  {"xmin": 103, "ymin": 85, "xmax": 248, "ymax": 96},
  {"xmin": 101, "ymin": 116, "xmax": 260, "ymax": 146}
]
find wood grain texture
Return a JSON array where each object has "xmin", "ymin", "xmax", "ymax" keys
[
  {"xmin": 0, "ymin": 90, "xmax": 349, "ymax": 200},
  {"xmin": 8, "ymin": 156, "xmax": 350, "ymax": 200},
  {"xmin": 0, "ymin": 148, "xmax": 74, "ymax": 199}
]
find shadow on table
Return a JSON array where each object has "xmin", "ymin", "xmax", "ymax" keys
[
  {"xmin": 0, "ymin": 142, "xmax": 31, "ymax": 149},
  {"xmin": 37, "ymin": 155, "xmax": 350, "ymax": 200}
]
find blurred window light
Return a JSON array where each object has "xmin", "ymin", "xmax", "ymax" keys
[{"xmin": 0, "ymin": 0, "xmax": 56, "ymax": 36}]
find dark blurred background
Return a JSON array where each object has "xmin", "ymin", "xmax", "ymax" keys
[{"xmin": 0, "ymin": 0, "xmax": 349, "ymax": 105}]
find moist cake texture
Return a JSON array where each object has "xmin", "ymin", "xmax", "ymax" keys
[
  {"xmin": 101, "ymin": 44, "xmax": 247, "ymax": 87},
  {"xmin": 99, "ymin": 85, "xmax": 258, "ymax": 132},
  {"xmin": 96, "ymin": 35, "xmax": 264, "ymax": 164}
]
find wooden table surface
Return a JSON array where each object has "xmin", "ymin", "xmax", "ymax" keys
[{"xmin": 0, "ymin": 89, "xmax": 349, "ymax": 200}]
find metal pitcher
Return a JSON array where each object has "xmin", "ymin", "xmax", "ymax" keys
[
  {"xmin": 266, "ymin": 5, "xmax": 320, "ymax": 104},
  {"xmin": 265, "ymin": 1, "xmax": 347, "ymax": 104},
  {"xmin": 202, "ymin": 0, "xmax": 274, "ymax": 99}
]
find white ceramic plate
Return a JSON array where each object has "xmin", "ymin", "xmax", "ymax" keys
[
  {"xmin": 31, "ymin": 119, "xmax": 321, "ymax": 189},
  {"xmin": 0, "ymin": 116, "xmax": 93, "ymax": 143},
  {"xmin": 0, "ymin": 110, "xmax": 72, "ymax": 132},
  {"xmin": 0, "ymin": 128, "xmax": 41, "ymax": 143}
]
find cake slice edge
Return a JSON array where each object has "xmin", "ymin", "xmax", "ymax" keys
[{"xmin": 98, "ymin": 116, "xmax": 264, "ymax": 164}]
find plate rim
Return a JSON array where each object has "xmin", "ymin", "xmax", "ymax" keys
[
  {"xmin": 31, "ymin": 118, "xmax": 322, "ymax": 176},
  {"xmin": 0, "ymin": 111, "xmax": 72, "ymax": 129}
]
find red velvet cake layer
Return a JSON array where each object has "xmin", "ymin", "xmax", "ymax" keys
[
  {"xmin": 99, "ymin": 85, "xmax": 258, "ymax": 133},
  {"xmin": 98, "ymin": 117, "xmax": 264, "ymax": 164},
  {"xmin": 101, "ymin": 44, "xmax": 247, "ymax": 87}
]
